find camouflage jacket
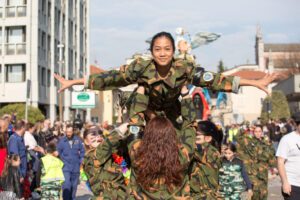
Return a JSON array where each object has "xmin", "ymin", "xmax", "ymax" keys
[
  {"xmin": 235, "ymin": 130, "xmax": 277, "ymax": 182},
  {"xmin": 82, "ymin": 134, "xmax": 128, "ymax": 199},
  {"xmin": 189, "ymin": 143, "xmax": 222, "ymax": 200},
  {"xmin": 127, "ymin": 93, "xmax": 196, "ymax": 200},
  {"xmin": 86, "ymin": 58, "xmax": 240, "ymax": 125}
]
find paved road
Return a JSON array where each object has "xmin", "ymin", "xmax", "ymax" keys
[{"xmin": 75, "ymin": 176, "xmax": 284, "ymax": 200}]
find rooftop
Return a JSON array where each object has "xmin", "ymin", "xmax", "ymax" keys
[
  {"xmin": 229, "ymin": 70, "xmax": 266, "ymax": 80},
  {"xmin": 90, "ymin": 65, "xmax": 105, "ymax": 74},
  {"xmin": 264, "ymin": 44, "xmax": 300, "ymax": 52}
]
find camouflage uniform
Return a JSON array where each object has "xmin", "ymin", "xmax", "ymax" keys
[
  {"xmin": 127, "ymin": 93, "xmax": 197, "ymax": 200},
  {"xmin": 218, "ymin": 157, "xmax": 251, "ymax": 200},
  {"xmin": 85, "ymin": 58, "xmax": 240, "ymax": 126},
  {"xmin": 82, "ymin": 135, "xmax": 128, "ymax": 199},
  {"xmin": 189, "ymin": 143, "xmax": 222, "ymax": 200},
  {"xmin": 236, "ymin": 130, "xmax": 277, "ymax": 200}
]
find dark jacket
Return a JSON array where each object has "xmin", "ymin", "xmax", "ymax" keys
[
  {"xmin": 270, "ymin": 126, "xmax": 282, "ymax": 142},
  {"xmin": 0, "ymin": 166, "xmax": 22, "ymax": 198}
]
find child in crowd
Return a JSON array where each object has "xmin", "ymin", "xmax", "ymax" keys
[
  {"xmin": 36, "ymin": 143, "xmax": 64, "ymax": 200},
  {"xmin": 0, "ymin": 154, "xmax": 23, "ymax": 200},
  {"xmin": 219, "ymin": 143, "xmax": 253, "ymax": 200}
]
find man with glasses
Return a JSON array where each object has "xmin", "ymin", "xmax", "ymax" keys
[
  {"xmin": 277, "ymin": 115, "xmax": 300, "ymax": 199},
  {"xmin": 58, "ymin": 124, "xmax": 85, "ymax": 200}
]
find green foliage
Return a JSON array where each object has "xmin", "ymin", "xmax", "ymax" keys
[
  {"xmin": 0, "ymin": 104, "xmax": 44, "ymax": 123},
  {"xmin": 217, "ymin": 60, "xmax": 226, "ymax": 73},
  {"xmin": 261, "ymin": 90, "xmax": 290, "ymax": 123}
]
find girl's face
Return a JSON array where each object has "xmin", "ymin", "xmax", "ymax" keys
[
  {"xmin": 12, "ymin": 157, "xmax": 21, "ymax": 167},
  {"xmin": 84, "ymin": 133, "xmax": 103, "ymax": 148},
  {"xmin": 152, "ymin": 36, "xmax": 174, "ymax": 68},
  {"xmin": 224, "ymin": 149, "xmax": 235, "ymax": 161},
  {"xmin": 196, "ymin": 131, "xmax": 212, "ymax": 144},
  {"xmin": 253, "ymin": 127, "xmax": 263, "ymax": 139}
]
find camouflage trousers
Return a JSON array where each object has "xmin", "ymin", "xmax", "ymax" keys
[
  {"xmin": 219, "ymin": 186, "xmax": 243, "ymax": 200},
  {"xmin": 191, "ymin": 189, "xmax": 222, "ymax": 200},
  {"xmin": 252, "ymin": 179, "xmax": 268, "ymax": 200}
]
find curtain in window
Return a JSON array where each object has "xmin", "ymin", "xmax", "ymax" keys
[
  {"xmin": 7, "ymin": 27, "xmax": 23, "ymax": 43},
  {"xmin": 7, "ymin": 0, "xmax": 23, "ymax": 6},
  {"xmin": 7, "ymin": 65, "xmax": 23, "ymax": 82}
]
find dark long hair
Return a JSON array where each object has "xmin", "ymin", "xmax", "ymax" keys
[
  {"xmin": 1, "ymin": 154, "xmax": 19, "ymax": 178},
  {"xmin": 197, "ymin": 121, "xmax": 223, "ymax": 152},
  {"xmin": 0, "ymin": 132, "xmax": 8, "ymax": 149},
  {"xmin": 150, "ymin": 32, "xmax": 175, "ymax": 53},
  {"xmin": 135, "ymin": 116, "xmax": 183, "ymax": 192}
]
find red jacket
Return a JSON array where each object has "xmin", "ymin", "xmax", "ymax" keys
[{"xmin": 0, "ymin": 148, "xmax": 7, "ymax": 176}]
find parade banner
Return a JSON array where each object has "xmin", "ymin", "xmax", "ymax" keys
[{"xmin": 72, "ymin": 91, "xmax": 95, "ymax": 108}]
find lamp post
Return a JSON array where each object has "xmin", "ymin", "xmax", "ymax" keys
[{"xmin": 58, "ymin": 0, "xmax": 66, "ymax": 121}]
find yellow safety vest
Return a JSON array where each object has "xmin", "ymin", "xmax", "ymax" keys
[
  {"xmin": 41, "ymin": 155, "xmax": 65, "ymax": 183},
  {"xmin": 228, "ymin": 128, "xmax": 238, "ymax": 142}
]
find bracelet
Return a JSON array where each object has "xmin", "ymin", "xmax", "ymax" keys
[{"xmin": 181, "ymin": 91, "xmax": 189, "ymax": 97}]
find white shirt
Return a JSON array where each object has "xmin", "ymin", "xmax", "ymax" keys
[
  {"xmin": 276, "ymin": 131, "xmax": 300, "ymax": 187},
  {"xmin": 24, "ymin": 131, "xmax": 38, "ymax": 151}
]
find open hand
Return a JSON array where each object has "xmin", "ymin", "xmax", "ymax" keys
[
  {"xmin": 255, "ymin": 73, "xmax": 279, "ymax": 95},
  {"xmin": 54, "ymin": 73, "xmax": 73, "ymax": 93}
]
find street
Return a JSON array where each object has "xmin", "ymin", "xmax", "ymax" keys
[{"xmin": 75, "ymin": 175, "xmax": 284, "ymax": 200}]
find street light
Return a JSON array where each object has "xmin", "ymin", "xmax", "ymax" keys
[{"xmin": 58, "ymin": 0, "xmax": 66, "ymax": 121}]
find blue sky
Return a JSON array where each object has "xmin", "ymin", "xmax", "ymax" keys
[{"xmin": 90, "ymin": 0, "xmax": 300, "ymax": 72}]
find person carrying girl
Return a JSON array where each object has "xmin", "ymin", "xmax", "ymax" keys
[
  {"xmin": 0, "ymin": 154, "xmax": 23, "ymax": 200},
  {"xmin": 82, "ymin": 119, "xmax": 130, "ymax": 199},
  {"xmin": 189, "ymin": 120, "xmax": 223, "ymax": 199},
  {"xmin": 125, "ymin": 84, "xmax": 196, "ymax": 199},
  {"xmin": 218, "ymin": 143, "xmax": 253, "ymax": 200}
]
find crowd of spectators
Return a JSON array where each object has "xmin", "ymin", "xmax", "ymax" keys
[{"xmin": 0, "ymin": 112, "xmax": 117, "ymax": 200}]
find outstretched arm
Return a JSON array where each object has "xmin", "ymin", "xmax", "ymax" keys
[
  {"xmin": 191, "ymin": 65, "xmax": 278, "ymax": 95},
  {"xmin": 239, "ymin": 73, "xmax": 278, "ymax": 95},
  {"xmin": 54, "ymin": 58, "xmax": 150, "ymax": 93}
]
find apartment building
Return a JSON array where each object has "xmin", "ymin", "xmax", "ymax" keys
[{"xmin": 0, "ymin": 0, "xmax": 90, "ymax": 122}]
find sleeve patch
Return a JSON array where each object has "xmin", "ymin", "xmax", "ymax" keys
[{"xmin": 203, "ymin": 72, "xmax": 214, "ymax": 82}]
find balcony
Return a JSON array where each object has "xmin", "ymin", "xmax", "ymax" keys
[
  {"xmin": 6, "ymin": 5, "xmax": 26, "ymax": 18},
  {"xmin": 5, "ymin": 43, "xmax": 26, "ymax": 55}
]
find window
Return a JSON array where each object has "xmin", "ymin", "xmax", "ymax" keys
[
  {"xmin": 47, "ymin": 69, "xmax": 50, "ymax": 87},
  {"xmin": 0, "ymin": 0, "xmax": 3, "ymax": 18},
  {"xmin": 7, "ymin": 0, "xmax": 26, "ymax": 6},
  {"xmin": 41, "ymin": 31, "xmax": 45, "ymax": 49},
  {"xmin": 5, "ymin": 26, "xmax": 26, "ymax": 55},
  {"xmin": 6, "ymin": 26, "xmax": 25, "ymax": 43},
  {"xmin": 41, "ymin": 67, "xmax": 46, "ymax": 86},
  {"xmin": 0, "ymin": 28, "xmax": 2, "ymax": 55},
  {"xmin": 69, "ymin": 20, "xmax": 73, "ymax": 45},
  {"xmin": 5, "ymin": 64, "xmax": 25, "ymax": 82},
  {"xmin": 69, "ymin": 49, "xmax": 73, "ymax": 76},
  {"xmin": 41, "ymin": 0, "xmax": 46, "ymax": 13},
  {"xmin": 6, "ymin": 0, "xmax": 26, "ymax": 17},
  {"xmin": 0, "ymin": 65, "xmax": 2, "ymax": 83},
  {"xmin": 47, "ymin": 2, "xmax": 51, "ymax": 17}
]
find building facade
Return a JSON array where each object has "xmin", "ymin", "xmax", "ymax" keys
[
  {"xmin": 217, "ymin": 24, "xmax": 300, "ymax": 125},
  {"xmin": 0, "ymin": 0, "xmax": 90, "ymax": 122}
]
